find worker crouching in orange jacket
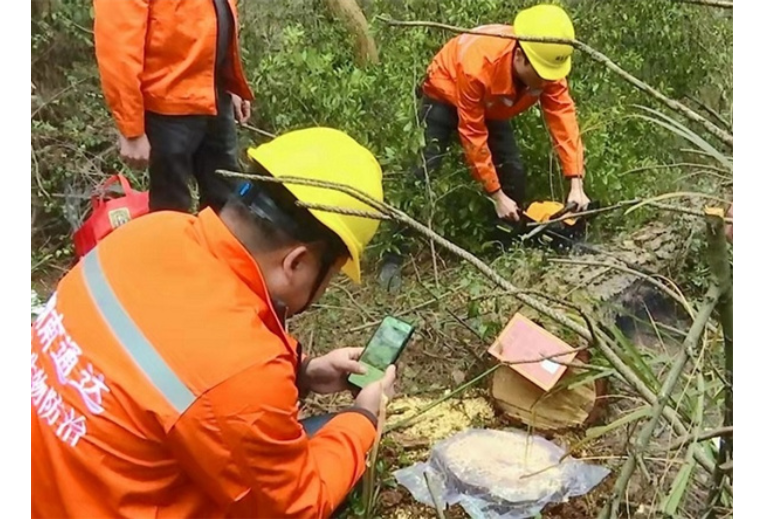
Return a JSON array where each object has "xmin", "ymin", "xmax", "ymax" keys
[
  {"xmin": 31, "ymin": 128, "xmax": 395, "ymax": 519},
  {"xmin": 380, "ymin": 4, "xmax": 590, "ymax": 287},
  {"xmin": 420, "ymin": 4, "xmax": 589, "ymax": 218}
]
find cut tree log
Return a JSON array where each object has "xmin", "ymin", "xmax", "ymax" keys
[
  {"xmin": 326, "ymin": 0, "xmax": 379, "ymax": 66},
  {"xmin": 490, "ymin": 350, "xmax": 608, "ymax": 432},
  {"xmin": 489, "ymin": 220, "xmax": 694, "ymax": 432}
]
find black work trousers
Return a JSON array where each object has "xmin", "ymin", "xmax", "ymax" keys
[
  {"xmin": 414, "ymin": 95, "xmax": 527, "ymax": 206},
  {"xmin": 144, "ymin": 91, "xmax": 239, "ymax": 214},
  {"xmin": 386, "ymin": 95, "xmax": 527, "ymax": 262}
]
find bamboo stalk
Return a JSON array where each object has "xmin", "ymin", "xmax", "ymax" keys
[
  {"xmin": 599, "ymin": 285, "xmax": 720, "ymax": 519},
  {"xmin": 706, "ymin": 208, "xmax": 733, "ymax": 365},
  {"xmin": 663, "ymin": 425, "xmax": 733, "ymax": 451},
  {"xmin": 704, "ymin": 208, "xmax": 733, "ymax": 517}
]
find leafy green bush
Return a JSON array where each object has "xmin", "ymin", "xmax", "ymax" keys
[
  {"xmin": 241, "ymin": 0, "xmax": 731, "ymax": 259},
  {"xmin": 31, "ymin": 0, "xmax": 732, "ymax": 266}
]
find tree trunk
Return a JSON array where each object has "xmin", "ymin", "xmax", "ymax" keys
[
  {"xmin": 326, "ymin": 0, "xmax": 379, "ymax": 66},
  {"xmin": 491, "ymin": 350, "xmax": 608, "ymax": 432}
]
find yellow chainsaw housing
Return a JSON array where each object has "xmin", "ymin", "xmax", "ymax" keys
[{"xmin": 525, "ymin": 201, "xmax": 577, "ymax": 226}]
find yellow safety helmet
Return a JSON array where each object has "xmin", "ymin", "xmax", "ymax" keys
[
  {"xmin": 246, "ymin": 127, "xmax": 384, "ymax": 284},
  {"xmin": 514, "ymin": 4, "xmax": 575, "ymax": 81}
]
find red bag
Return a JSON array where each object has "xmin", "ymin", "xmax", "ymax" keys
[{"xmin": 72, "ymin": 174, "xmax": 149, "ymax": 258}]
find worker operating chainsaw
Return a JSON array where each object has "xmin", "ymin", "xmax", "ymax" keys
[{"xmin": 380, "ymin": 4, "xmax": 590, "ymax": 286}]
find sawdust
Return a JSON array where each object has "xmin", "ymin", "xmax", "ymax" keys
[
  {"xmin": 388, "ymin": 395, "xmax": 495, "ymax": 444},
  {"xmin": 391, "ymin": 508, "xmax": 417, "ymax": 519}
]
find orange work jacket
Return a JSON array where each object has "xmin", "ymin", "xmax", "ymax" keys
[
  {"xmin": 31, "ymin": 208, "xmax": 376, "ymax": 519},
  {"xmin": 422, "ymin": 24, "xmax": 585, "ymax": 194},
  {"xmin": 93, "ymin": 0, "xmax": 254, "ymax": 138}
]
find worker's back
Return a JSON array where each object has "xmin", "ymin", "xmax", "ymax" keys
[
  {"xmin": 422, "ymin": 24, "xmax": 515, "ymax": 104},
  {"xmin": 31, "ymin": 209, "xmax": 303, "ymax": 518},
  {"xmin": 93, "ymin": 0, "xmax": 252, "ymax": 121}
]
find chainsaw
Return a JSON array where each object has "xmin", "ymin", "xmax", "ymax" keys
[
  {"xmin": 495, "ymin": 199, "xmax": 665, "ymax": 278},
  {"xmin": 496, "ymin": 199, "xmax": 601, "ymax": 253}
]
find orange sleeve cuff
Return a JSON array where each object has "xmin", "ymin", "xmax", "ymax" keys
[
  {"xmin": 114, "ymin": 115, "xmax": 146, "ymax": 140},
  {"xmin": 315, "ymin": 408, "xmax": 377, "ymax": 452},
  {"xmin": 483, "ymin": 176, "xmax": 501, "ymax": 194}
]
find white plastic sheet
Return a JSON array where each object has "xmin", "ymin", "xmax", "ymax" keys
[{"xmin": 394, "ymin": 428, "xmax": 610, "ymax": 519}]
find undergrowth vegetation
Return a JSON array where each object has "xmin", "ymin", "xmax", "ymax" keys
[
  {"xmin": 32, "ymin": 0, "xmax": 731, "ymax": 270},
  {"xmin": 31, "ymin": 1, "xmax": 733, "ymax": 517}
]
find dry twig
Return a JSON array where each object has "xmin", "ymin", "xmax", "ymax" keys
[{"xmin": 217, "ymin": 170, "xmax": 718, "ymax": 475}]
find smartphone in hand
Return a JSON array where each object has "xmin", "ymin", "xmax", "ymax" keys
[{"xmin": 348, "ymin": 316, "xmax": 415, "ymax": 390}]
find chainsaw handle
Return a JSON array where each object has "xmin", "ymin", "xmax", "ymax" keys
[{"xmin": 548, "ymin": 201, "xmax": 579, "ymax": 221}]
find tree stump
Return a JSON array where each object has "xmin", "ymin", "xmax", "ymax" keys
[{"xmin": 490, "ymin": 350, "xmax": 608, "ymax": 432}]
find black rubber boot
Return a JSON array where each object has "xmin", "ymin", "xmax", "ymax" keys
[{"xmin": 378, "ymin": 252, "xmax": 404, "ymax": 293}]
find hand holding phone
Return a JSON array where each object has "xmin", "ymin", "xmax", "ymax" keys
[
  {"xmin": 348, "ymin": 316, "xmax": 415, "ymax": 390},
  {"xmin": 354, "ymin": 364, "xmax": 397, "ymax": 418}
]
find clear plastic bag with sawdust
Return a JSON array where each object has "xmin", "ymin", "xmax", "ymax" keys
[{"xmin": 393, "ymin": 428, "xmax": 610, "ymax": 519}]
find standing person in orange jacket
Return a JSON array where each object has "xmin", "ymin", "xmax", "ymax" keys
[
  {"xmin": 93, "ymin": 0, "xmax": 255, "ymax": 214},
  {"xmin": 380, "ymin": 4, "xmax": 590, "ymax": 288},
  {"xmin": 31, "ymin": 128, "xmax": 395, "ymax": 519}
]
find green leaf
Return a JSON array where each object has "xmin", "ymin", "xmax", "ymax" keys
[
  {"xmin": 632, "ymin": 105, "xmax": 732, "ymax": 171},
  {"xmin": 586, "ymin": 405, "xmax": 651, "ymax": 440},
  {"xmin": 662, "ymin": 454, "xmax": 695, "ymax": 515},
  {"xmin": 607, "ymin": 325, "xmax": 662, "ymax": 393}
]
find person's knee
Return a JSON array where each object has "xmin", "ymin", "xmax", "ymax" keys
[
  {"xmin": 426, "ymin": 110, "xmax": 456, "ymax": 130},
  {"xmin": 217, "ymin": 131, "xmax": 240, "ymax": 170},
  {"xmin": 148, "ymin": 187, "xmax": 193, "ymax": 213},
  {"xmin": 147, "ymin": 156, "xmax": 195, "ymax": 212}
]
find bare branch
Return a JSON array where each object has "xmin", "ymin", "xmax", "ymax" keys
[
  {"xmin": 679, "ymin": 0, "xmax": 733, "ymax": 8},
  {"xmin": 217, "ymin": 170, "xmax": 718, "ymax": 475}
]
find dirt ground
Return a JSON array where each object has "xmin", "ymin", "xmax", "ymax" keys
[
  {"xmin": 293, "ymin": 247, "xmax": 721, "ymax": 518},
  {"xmin": 33, "ymin": 246, "xmax": 713, "ymax": 518},
  {"xmin": 291, "ymin": 254, "xmax": 631, "ymax": 518}
]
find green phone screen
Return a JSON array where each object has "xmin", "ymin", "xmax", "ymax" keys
[{"xmin": 348, "ymin": 317, "xmax": 414, "ymax": 388}]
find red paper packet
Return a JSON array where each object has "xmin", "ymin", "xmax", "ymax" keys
[{"xmin": 488, "ymin": 313, "xmax": 577, "ymax": 391}]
